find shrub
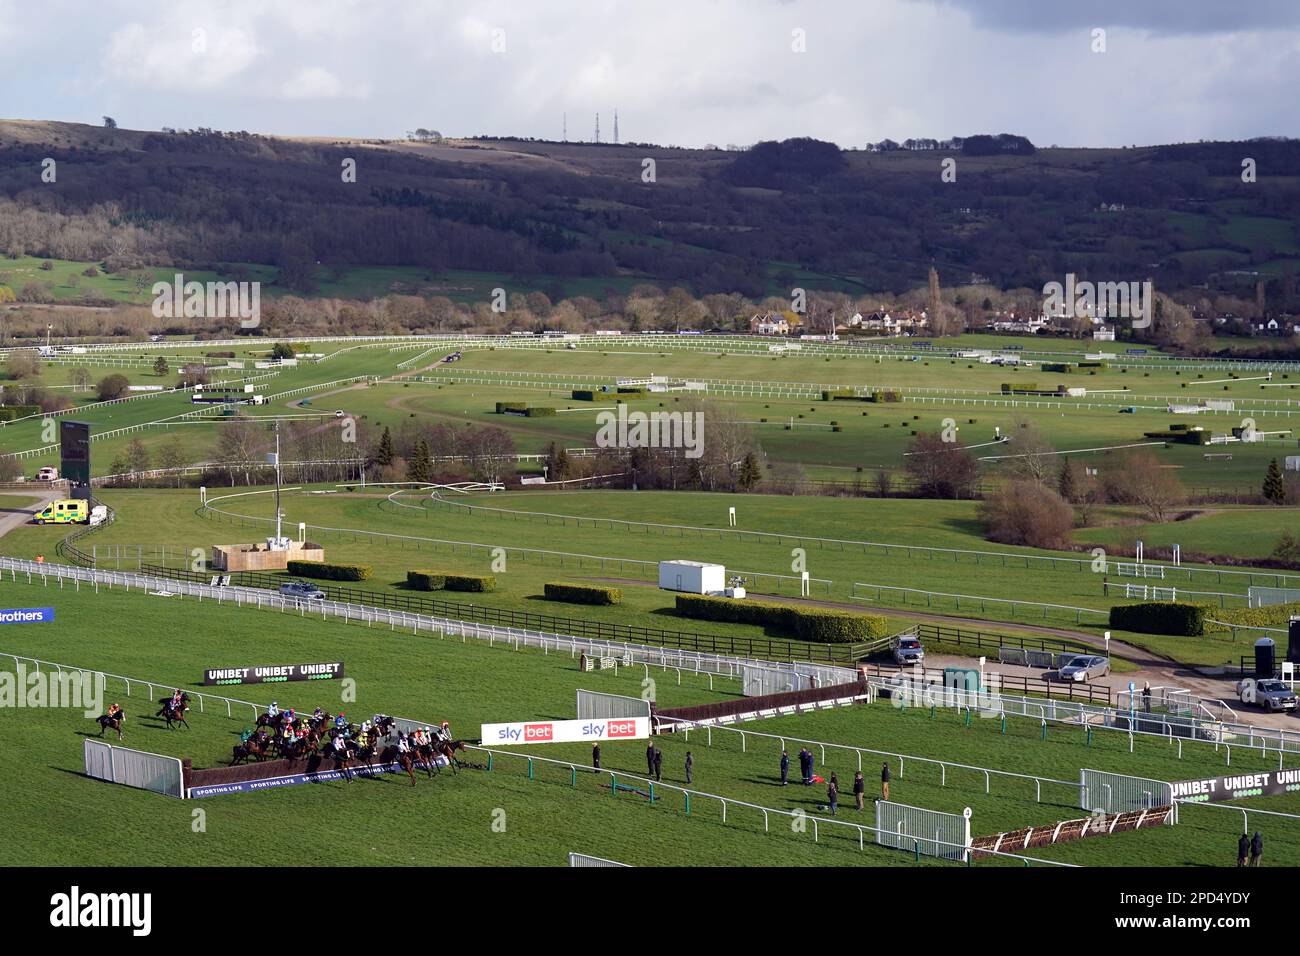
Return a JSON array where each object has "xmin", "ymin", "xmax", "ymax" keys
[
  {"xmin": 543, "ymin": 582, "xmax": 621, "ymax": 605},
  {"xmin": 870, "ymin": 390, "xmax": 901, "ymax": 403},
  {"xmin": 1108, "ymin": 602, "xmax": 1208, "ymax": 636},
  {"xmin": 287, "ymin": 560, "xmax": 371, "ymax": 582},
  {"xmin": 980, "ymin": 481, "xmax": 1074, "ymax": 549},
  {"xmin": 1205, "ymin": 602, "xmax": 1300, "ymax": 633},
  {"xmin": 525, "ymin": 406, "xmax": 556, "ymax": 417},
  {"xmin": 405, "ymin": 570, "xmax": 447, "ymax": 591},
  {"xmin": 673, "ymin": 594, "xmax": 888, "ymax": 644},
  {"xmin": 1042, "ymin": 363, "xmax": 1073, "ymax": 373}
]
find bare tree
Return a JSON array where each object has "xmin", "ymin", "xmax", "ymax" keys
[{"xmin": 904, "ymin": 432, "xmax": 980, "ymax": 499}]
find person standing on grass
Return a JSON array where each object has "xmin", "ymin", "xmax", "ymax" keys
[
  {"xmin": 827, "ymin": 774, "xmax": 838, "ymax": 816},
  {"xmin": 653, "ymin": 748, "xmax": 663, "ymax": 782},
  {"xmin": 881, "ymin": 762, "xmax": 891, "ymax": 801},
  {"xmin": 1251, "ymin": 832, "xmax": 1263, "ymax": 867},
  {"xmin": 684, "ymin": 751, "xmax": 693, "ymax": 785},
  {"xmin": 646, "ymin": 741, "xmax": 655, "ymax": 776},
  {"xmin": 854, "ymin": 771, "xmax": 865, "ymax": 811},
  {"xmin": 592, "ymin": 743, "xmax": 600, "ymax": 770},
  {"xmin": 1238, "ymin": 833, "xmax": 1249, "ymax": 867},
  {"xmin": 780, "ymin": 750, "xmax": 790, "ymax": 786}
]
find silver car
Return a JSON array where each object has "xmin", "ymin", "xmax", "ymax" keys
[
  {"xmin": 1058, "ymin": 655, "xmax": 1110, "ymax": 682},
  {"xmin": 279, "ymin": 581, "xmax": 326, "ymax": 601},
  {"xmin": 893, "ymin": 637, "xmax": 925, "ymax": 666}
]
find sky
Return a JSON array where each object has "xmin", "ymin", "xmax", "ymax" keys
[{"xmin": 2, "ymin": 0, "xmax": 1298, "ymax": 148}]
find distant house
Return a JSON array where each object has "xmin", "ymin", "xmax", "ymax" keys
[
  {"xmin": 749, "ymin": 313, "xmax": 789, "ymax": 336},
  {"xmin": 1093, "ymin": 327, "xmax": 1116, "ymax": 341}
]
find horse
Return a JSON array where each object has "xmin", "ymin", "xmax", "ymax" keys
[
  {"xmin": 156, "ymin": 694, "xmax": 190, "ymax": 730},
  {"xmin": 372, "ymin": 715, "xmax": 396, "ymax": 739},
  {"xmin": 231, "ymin": 731, "xmax": 272, "ymax": 765},
  {"xmin": 379, "ymin": 745, "xmax": 418, "ymax": 787},
  {"xmin": 328, "ymin": 743, "xmax": 353, "ymax": 782},
  {"xmin": 96, "ymin": 711, "xmax": 125, "ymax": 741},
  {"xmin": 435, "ymin": 739, "xmax": 468, "ymax": 773}
]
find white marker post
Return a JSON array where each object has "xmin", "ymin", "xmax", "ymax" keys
[
  {"xmin": 199, "ymin": 486, "xmax": 207, "ymax": 505},
  {"xmin": 728, "ymin": 506, "xmax": 736, "ymax": 528},
  {"xmin": 1172, "ymin": 543, "xmax": 1181, "ymax": 566},
  {"xmin": 801, "ymin": 571, "xmax": 809, "ymax": 597},
  {"xmin": 298, "ymin": 522, "xmax": 307, "ymax": 544},
  {"xmin": 1135, "ymin": 539, "xmax": 1144, "ymax": 564}
]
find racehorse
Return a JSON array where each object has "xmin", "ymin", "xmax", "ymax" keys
[
  {"xmin": 379, "ymin": 745, "xmax": 418, "ymax": 787},
  {"xmin": 96, "ymin": 711, "xmax": 125, "ymax": 741},
  {"xmin": 435, "ymin": 739, "xmax": 468, "ymax": 773},
  {"xmin": 372, "ymin": 715, "xmax": 396, "ymax": 739},
  {"xmin": 231, "ymin": 730, "xmax": 272, "ymax": 765},
  {"xmin": 156, "ymin": 694, "xmax": 190, "ymax": 730},
  {"xmin": 328, "ymin": 743, "xmax": 353, "ymax": 782}
]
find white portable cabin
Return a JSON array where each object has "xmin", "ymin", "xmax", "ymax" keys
[{"xmin": 658, "ymin": 560, "xmax": 726, "ymax": 594}]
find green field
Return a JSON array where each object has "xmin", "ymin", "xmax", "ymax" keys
[{"xmin": 1, "ymin": 579, "xmax": 1294, "ymax": 867}]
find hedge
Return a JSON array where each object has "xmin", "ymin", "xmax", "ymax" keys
[
  {"xmin": 543, "ymin": 581, "xmax": 622, "ymax": 605},
  {"xmin": 1000, "ymin": 382, "xmax": 1037, "ymax": 393},
  {"xmin": 0, "ymin": 405, "xmax": 40, "ymax": 421},
  {"xmin": 405, "ymin": 570, "xmax": 447, "ymax": 591},
  {"xmin": 673, "ymin": 594, "xmax": 889, "ymax": 644},
  {"xmin": 571, "ymin": 389, "xmax": 595, "ymax": 401},
  {"xmin": 1078, "ymin": 361, "xmax": 1108, "ymax": 369},
  {"xmin": 870, "ymin": 390, "xmax": 901, "ymax": 403},
  {"xmin": 287, "ymin": 560, "xmax": 372, "ymax": 582},
  {"xmin": 405, "ymin": 570, "xmax": 496, "ymax": 592},
  {"xmin": 496, "ymin": 401, "xmax": 528, "ymax": 414},
  {"xmin": 525, "ymin": 406, "xmax": 556, "ymax": 417},
  {"xmin": 447, "ymin": 573, "xmax": 496, "ymax": 592},
  {"xmin": 1205, "ymin": 602, "xmax": 1300, "ymax": 633},
  {"xmin": 1042, "ymin": 363, "xmax": 1073, "ymax": 373},
  {"xmin": 1108, "ymin": 602, "xmax": 1209, "ymax": 636}
]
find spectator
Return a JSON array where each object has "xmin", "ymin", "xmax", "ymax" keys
[
  {"xmin": 1237, "ymin": 832, "xmax": 1249, "ymax": 867},
  {"xmin": 1142, "ymin": 682, "xmax": 1151, "ymax": 713},
  {"xmin": 881, "ymin": 762, "xmax": 891, "ymax": 801},
  {"xmin": 1251, "ymin": 831, "xmax": 1263, "ymax": 867},
  {"xmin": 652, "ymin": 748, "xmax": 663, "ymax": 782},
  {"xmin": 685, "ymin": 751, "xmax": 693, "ymax": 785},
  {"xmin": 592, "ymin": 743, "xmax": 600, "ymax": 770},
  {"xmin": 780, "ymin": 749, "xmax": 790, "ymax": 786},
  {"xmin": 800, "ymin": 748, "xmax": 813, "ymax": 785},
  {"xmin": 646, "ymin": 741, "xmax": 656, "ymax": 776},
  {"xmin": 853, "ymin": 771, "xmax": 865, "ymax": 811},
  {"xmin": 828, "ymin": 773, "xmax": 838, "ymax": 816}
]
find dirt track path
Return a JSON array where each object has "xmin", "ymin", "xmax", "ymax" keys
[{"xmin": 0, "ymin": 491, "xmax": 58, "ymax": 541}]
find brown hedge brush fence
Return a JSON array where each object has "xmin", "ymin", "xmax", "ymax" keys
[
  {"xmin": 406, "ymin": 570, "xmax": 496, "ymax": 592},
  {"xmin": 286, "ymin": 560, "xmax": 372, "ymax": 582},
  {"xmin": 543, "ymin": 582, "xmax": 622, "ymax": 605},
  {"xmin": 673, "ymin": 594, "xmax": 888, "ymax": 644}
]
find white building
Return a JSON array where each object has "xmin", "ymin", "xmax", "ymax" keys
[{"xmin": 658, "ymin": 560, "xmax": 726, "ymax": 594}]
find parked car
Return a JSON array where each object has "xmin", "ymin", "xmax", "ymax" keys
[
  {"xmin": 334, "ymin": 409, "xmax": 346, "ymax": 418},
  {"xmin": 36, "ymin": 466, "xmax": 58, "ymax": 481},
  {"xmin": 279, "ymin": 581, "xmax": 326, "ymax": 601},
  {"xmin": 1237, "ymin": 677, "xmax": 1298, "ymax": 712},
  {"xmin": 1058, "ymin": 655, "xmax": 1111, "ymax": 682},
  {"xmin": 893, "ymin": 636, "xmax": 925, "ymax": 666}
]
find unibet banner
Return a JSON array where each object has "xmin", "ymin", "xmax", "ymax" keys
[
  {"xmin": 203, "ymin": 662, "xmax": 344, "ymax": 685},
  {"xmin": 1171, "ymin": 768, "xmax": 1300, "ymax": 803},
  {"xmin": 480, "ymin": 716, "xmax": 650, "ymax": 746}
]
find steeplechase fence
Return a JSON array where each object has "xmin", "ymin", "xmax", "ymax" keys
[
  {"xmin": 1080, "ymin": 768, "xmax": 1175, "ymax": 820},
  {"xmin": 876, "ymin": 801, "xmax": 971, "ymax": 861}
]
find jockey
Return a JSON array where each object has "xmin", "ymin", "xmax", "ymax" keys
[
  {"xmin": 296, "ymin": 726, "xmax": 308, "ymax": 739},
  {"xmin": 331, "ymin": 733, "xmax": 346, "ymax": 753},
  {"xmin": 396, "ymin": 732, "xmax": 410, "ymax": 754},
  {"xmin": 107, "ymin": 703, "xmax": 121, "ymax": 719},
  {"xmin": 360, "ymin": 719, "xmax": 373, "ymax": 737},
  {"xmin": 240, "ymin": 728, "xmax": 253, "ymax": 743},
  {"xmin": 170, "ymin": 688, "xmax": 184, "ymax": 707},
  {"xmin": 281, "ymin": 724, "xmax": 295, "ymax": 743},
  {"xmin": 268, "ymin": 701, "xmax": 280, "ymax": 719},
  {"xmin": 334, "ymin": 712, "xmax": 347, "ymax": 730},
  {"xmin": 313, "ymin": 706, "xmax": 324, "ymax": 718}
]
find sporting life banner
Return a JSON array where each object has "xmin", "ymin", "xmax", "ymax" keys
[
  {"xmin": 203, "ymin": 662, "xmax": 344, "ymax": 685},
  {"xmin": 0, "ymin": 607, "xmax": 54, "ymax": 624},
  {"xmin": 1171, "ymin": 769, "xmax": 1300, "ymax": 803},
  {"xmin": 480, "ymin": 716, "xmax": 650, "ymax": 746}
]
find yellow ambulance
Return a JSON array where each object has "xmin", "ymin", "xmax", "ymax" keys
[{"xmin": 33, "ymin": 499, "xmax": 89, "ymax": 525}]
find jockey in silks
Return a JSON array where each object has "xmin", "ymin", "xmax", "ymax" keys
[
  {"xmin": 268, "ymin": 701, "xmax": 280, "ymax": 720},
  {"xmin": 334, "ymin": 712, "xmax": 348, "ymax": 731},
  {"xmin": 107, "ymin": 703, "xmax": 122, "ymax": 721},
  {"xmin": 170, "ymin": 688, "xmax": 184, "ymax": 709},
  {"xmin": 281, "ymin": 724, "xmax": 295, "ymax": 746},
  {"xmin": 359, "ymin": 719, "xmax": 373, "ymax": 741},
  {"xmin": 435, "ymin": 721, "xmax": 451, "ymax": 744},
  {"xmin": 331, "ymin": 733, "xmax": 347, "ymax": 757},
  {"xmin": 240, "ymin": 728, "xmax": 253, "ymax": 744},
  {"xmin": 411, "ymin": 727, "xmax": 425, "ymax": 749},
  {"xmin": 396, "ymin": 732, "xmax": 410, "ymax": 754}
]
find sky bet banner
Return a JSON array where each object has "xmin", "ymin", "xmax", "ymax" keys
[
  {"xmin": 1171, "ymin": 768, "xmax": 1300, "ymax": 803},
  {"xmin": 481, "ymin": 716, "xmax": 651, "ymax": 746},
  {"xmin": 0, "ymin": 607, "xmax": 54, "ymax": 625},
  {"xmin": 203, "ymin": 662, "xmax": 344, "ymax": 686}
]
